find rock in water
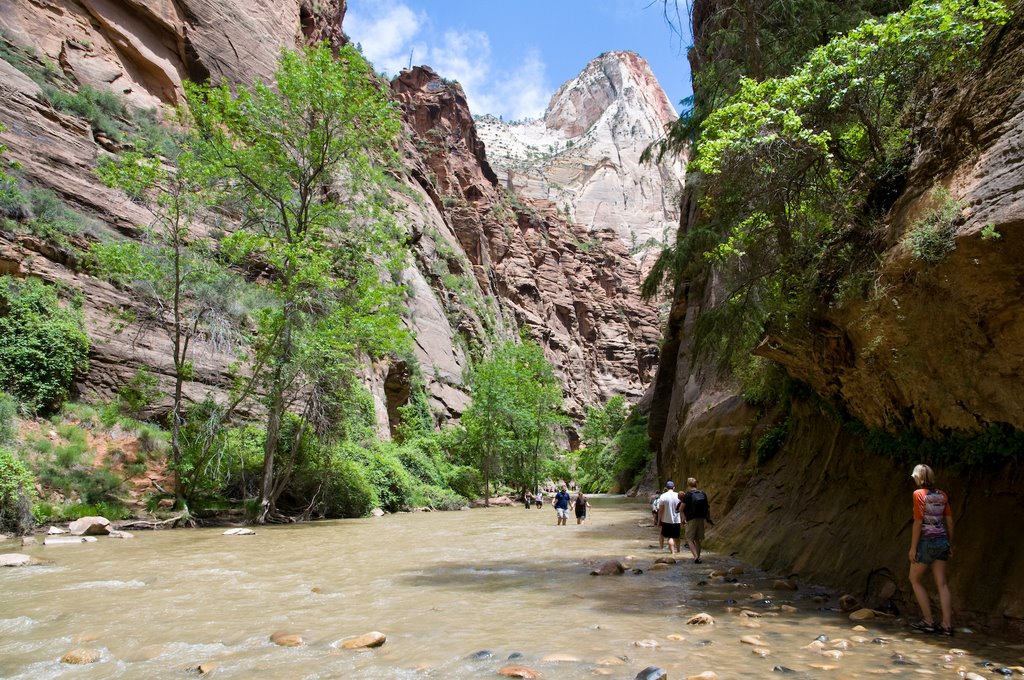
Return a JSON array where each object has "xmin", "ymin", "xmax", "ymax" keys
[
  {"xmin": 590, "ymin": 560, "xmax": 625, "ymax": 575},
  {"xmin": 223, "ymin": 528, "xmax": 256, "ymax": 536},
  {"xmin": 61, "ymin": 648, "xmax": 101, "ymax": 664},
  {"xmin": 635, "ymin": 666, "xmax": 668, "ymax": 680},
  {"xmin": 839, "ymin": 594, "xmax": 860, "ymax": 612},
  {"xmin": 269, "ymin": 631, "xmax": 304, "ymax": 647},
  {"xmin": 339, "ymin": 631, "xmax": 386, "ymax": 649},
  {"xmin": 68, "ymin": 516, "xmax": 110, "ymax": 536},
  {"xmin": 687, "ymin": 612, "xmax": 715, "ymax": 625},
  {"xmin": 0, "ymin": 553, "xmax": 33, "ymax": 567},
  {"xmin": 498, "ymin": 666, "xmax": 541, "ymax": 678}
]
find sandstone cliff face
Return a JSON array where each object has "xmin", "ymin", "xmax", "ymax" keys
[
  {"xmin": 391, "ymin": 66, "xmax": 661, "ymax": 419},
  {"xmin": 0, "ymin": 0, "xmax": 660, "ymax": 433},
  {"xmin": 653, "ymin": 5, "xmax": 1024, "ymax": 634},
  {"xmin": 476, "ymin": 51, "xmax": 685, "ymax": 271}
]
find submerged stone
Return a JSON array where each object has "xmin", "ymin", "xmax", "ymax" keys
[
  {"xmin": 634, "ymin": 666, "xmax": 667, "ymax": 680},
  {"xmin": 61, "ymin": 648, "xmax": 101, "ymax": 664},
  {"xmin": 339, "ymin": 631, "xmax": 386, "ymax": 649},
  {"xmin": 498, "ymin": 665, "xmax": 541, "ymax": 678}
]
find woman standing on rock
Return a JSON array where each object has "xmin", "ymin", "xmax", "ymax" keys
[{"xmin": 908, "ymin": 464, "xmax": 955, "ymax": 636}]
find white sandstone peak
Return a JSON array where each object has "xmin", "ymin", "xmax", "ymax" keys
[{"xmin": 476, "ymin": 50, "xmax": 685, "ymax": 266}]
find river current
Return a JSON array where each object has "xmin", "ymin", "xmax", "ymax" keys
[{"xmin": 1, "ymin": 496, "xmax": 1020, "ymax": 679}]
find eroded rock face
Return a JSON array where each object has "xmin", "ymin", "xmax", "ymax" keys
[
  {"xmin": 652, "ymin": 9, "xmax": 1024, "ymax": 635},
  {"xmin": 0, "ymin": 1, "xmax": 660, "ymax": 432},
  {"xmin": 391, "ymin": 66, "xmax": 661, "ymax": 416},
  {"xmin": 476, "ymin": 51, "xmax": 685, "ymax": 271}
]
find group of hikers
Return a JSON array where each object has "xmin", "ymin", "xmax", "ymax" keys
[
  {"xmin": 523, "ymin": 485, "xmax": 592, "ymax": 525},
  {"xmin": 646, "ymin": 464, "xmax": 956, "ymax": 636},
  {"xmin": 651, "ymin": 477, "xmax": 713, "ymax": 563}
]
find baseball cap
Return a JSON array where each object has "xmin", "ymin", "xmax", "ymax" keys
[{"xmin": 666, "ymin": 481, "xmax": 675, "ymax": 488}]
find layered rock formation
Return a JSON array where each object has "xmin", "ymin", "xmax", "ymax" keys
[
  {"xmin": 0, "ymin": 0, "xmax": 661, "ymax": 433},
  {"xmin": 390, "ymin": 65, "xmax": 661, "ymax": 419},
  {"xmin": 476, "ymin": 51, "xmax": 685, "ymax": 271},
  {"xmin": 652, "ymin": 3, "xmax": 1024, "ymax": 634}
]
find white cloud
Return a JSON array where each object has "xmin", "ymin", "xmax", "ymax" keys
[
  {"xmin": 346, "ymin": 1, "xmax": 549, "ymax": 120},
  {"xmin": 345, "ymin": 1, "xmax": 425, "ymax": 74}
]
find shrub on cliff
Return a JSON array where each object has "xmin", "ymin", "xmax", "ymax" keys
[
  {"xmin": 0, "ymin": 391, "xmax": 16, "ymax": 445},
  {"xmin": 0, "ymin": 447, "xmax": 35, "ymax": 534},
  {"xmin": 0, "ymin": 276, "xmax": 89, "ymax": 414}
]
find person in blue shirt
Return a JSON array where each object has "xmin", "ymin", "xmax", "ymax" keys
[{"xmin": 552, "ymin": 485, "xmax": 572, "ymax": 526}]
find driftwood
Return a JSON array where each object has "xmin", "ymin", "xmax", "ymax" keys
[{"xmin": 117, "ymin": 514, "xmax": 186, "ymax": 530}]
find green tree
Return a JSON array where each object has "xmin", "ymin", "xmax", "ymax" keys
[
  {"xmin": 575, "ymin": 395, "xmax": 628, "ymax": 490},
  {"xmin": 93, "ymin": 150, "xmax": 248, "ymax": 509},
  {"xmin": 185, "ymin": 43, "xmax": 408, "ymax": 522},
  {"xmin": 0, "ymin": 276, "xmax": 89, "ymax": 414},
  {"xmin": 460, "ymin": 340, "xmax": 565, "ymax": 503}
]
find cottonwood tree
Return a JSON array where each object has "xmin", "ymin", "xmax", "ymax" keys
[
  {"xmin": 185, "ymin": 43, "xmax": 408, "ymax": 523},
  {"xmin": 460, "ymin": 340, "xmax": 565, "ymax": 504}
]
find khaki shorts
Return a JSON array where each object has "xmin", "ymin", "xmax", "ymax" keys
[{"xmin": 685, "ymin": 518, "xmax": 706, "ymax": 542}]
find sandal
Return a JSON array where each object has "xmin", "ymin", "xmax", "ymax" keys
[
  {"xmin": 938, "ymin": 626, "xmax": 954, "ymax": 637},
  {"xmin": 911, "ymin": 619, "xmax": 936, "ymax": 634}
]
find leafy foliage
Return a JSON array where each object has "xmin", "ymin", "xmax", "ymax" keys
[
  {"xmin": 649, "ymin": 0, "xmax": 1008, "ymax": 397},
  {"xmin": 574, "ymin": 397, "xmax": 652, "ymax": 492},
  {"xmin": 183, "ymin": 43, "xmax": 409, "ymax": 521},
  {"xmin": 0, "ymin": 391, "xmax": 16, "ymax": 446},
  {"xmin": 0, "ymin": 447, "xmax": 35, "ymax": 534},
  {"xmin": 457, "ymin": 340, "xmax": 566, "ymax": 500},
  {"xmin": 901, "ymin": 185, "xmax": 962, "ymax": 263},
  {"xmin": 0, "ymin": 277, "xmax": 89, "ymax": 414}
]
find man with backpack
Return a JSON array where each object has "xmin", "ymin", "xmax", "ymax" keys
[{"xmin": 679, "ymin": 477, "xmax": 713, "ymax": 563}]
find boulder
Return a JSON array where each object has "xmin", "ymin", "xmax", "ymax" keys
[
  {"xmin": 498, "ymin": 666, "xmax": 541, "ymax": 679},
  {"xmin": 269, "ymin": 631, "xmax": 304, "ymax": 647},
  {"xmin": 635, "ymin": 667, "xmax": 668, "ymax": 680},
  {"xmin": 849, "ymin": 608, "xmax": 875, "ymax": 621},
  {"xmin": 0, "ymin": 553, "xmax": 31, "ymax": 566},
  {"xmin": 839, "ymin": 594, "xmax": 860, "ymax": 612},
  {"xmin": 773, "ymin": 579, "xmax": 798, "ymax": 591},
  {"xmin": 61, "ymin": 648, "xmax": 101, "ymax": 664},
  {"xmin": 223, "ymin": 528, "xmax": 256, "ymax": 536},
  {"xmin": 589, "ymin": 560, "xmax": 625, "ymax": 575},
  {"xmin": 68, "ymin": 516, "xmax": 111, "ymax": 536},
  {"xmin": 47, "ymin": 526, "xmax": 68, "ymax": 534},
  {"xmin": 371, "ymin": 508, "xmax": 386, "ymax": 517},
  {"xmin": 338, "ymin": 631, "xmax": 386, "ymax": 649},
  {"xmin": 198, "ymin": 662, "xmax": 219, "ymax": 674},
  {"xmin": 687, "ymin": 612, "xmax": 715, "ymax": 625}
]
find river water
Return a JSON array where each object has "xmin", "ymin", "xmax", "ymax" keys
[{"xmin": 1, "ymin": 496, "xmax": 1020, "ymax": 679}]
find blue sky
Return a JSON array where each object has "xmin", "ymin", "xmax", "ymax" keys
[{"xmin": 345, "ymin": 0, "xmax": 693, "ymax": 121}]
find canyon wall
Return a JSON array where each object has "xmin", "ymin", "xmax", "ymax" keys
[
  {"xmin": 652, "ymin": 3, "xmax": 1024, "ymax": 634},
  {"xmin": 0, "ymin": 0, "xmax": 662, "ymax": 435}
]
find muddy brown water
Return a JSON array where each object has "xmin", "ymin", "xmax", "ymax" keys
[{"xmin": 1, "ymin": 496, "xmax": 1021, "ymax": 679}]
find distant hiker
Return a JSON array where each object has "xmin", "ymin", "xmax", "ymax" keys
[
  {"xmin": 908, "ymin": 464, "xmax": 955, "ymax": 636},
  {"xmin": 574, "ymin": 491, "xmax": 591, "ymax": 524},
  {"xmin": 656, "ymin": 481, "xmax": 681, "ymax": 555},
  {"xmin": 524, "ymin": 491, "xmax": 533, "ymax": 509},
  {"xmin": 679, "ymin": 477, "xmax": 712, "ymax": 564},
  {"xmin": 651, "ymin": 493, "xmax": 660, "ymax": 528},
  {"xmin": 534, "ymin": 490, "xmax": 543, "ymax": 508},
  {"xmin": 553, "ymin": 485, "xmax": 572, "ymax": 526}
]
